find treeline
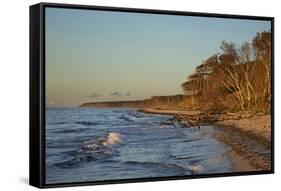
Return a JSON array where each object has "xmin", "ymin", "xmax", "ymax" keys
[
  {"xmin": 181, "ymin": 31, "xmax": 272, "ymax": 112},
  {"xmin": 80, "ymin": 95, "xmax": 187, "ymax": 109}
]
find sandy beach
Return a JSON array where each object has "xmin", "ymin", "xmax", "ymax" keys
[{"xmin": 216, "ymin": 115, "xmax": 271, "ymax": 142}]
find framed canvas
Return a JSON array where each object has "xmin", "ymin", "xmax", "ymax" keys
[{"xmin": 29, "ymin": 2, "xmax": 274, "ymax": 188}]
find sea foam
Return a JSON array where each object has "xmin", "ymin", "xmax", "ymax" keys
[
  {"xmin": 185, "ymin": 164, "xmax": 204, "ymax": 174},
  {"xmin": 104, "ymin": 132, "xmax": 123, "ymax": 145}
]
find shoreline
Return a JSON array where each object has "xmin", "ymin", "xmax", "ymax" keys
[
  {"xmin": 139, "ymin": 108, "xmax": 271, "ymax": 171},
  {"xmin": 139, "ymin": 108, "xmax": 271, "ymax": 142}
]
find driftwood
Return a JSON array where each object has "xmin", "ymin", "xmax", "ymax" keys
[
  {"xmin": 172, "ymin": 111, "xmax": 256, "ymax": 129},
  {"xmin": 174, "ymin": 115, "xmax": 202, "ymax": 129}
]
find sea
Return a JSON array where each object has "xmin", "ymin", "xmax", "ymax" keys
[{"xmin": 46, "ymin": 107, "xmax": 232, "ymax": 184}]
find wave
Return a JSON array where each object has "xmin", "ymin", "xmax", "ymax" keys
[
  {"xmin": 128, "ymin": 111, "xmax": 145, "ymax": 118},
  {"xmin": 82, "ymin": 132, "xmax": 124, "ymax": 150},
  {"xmin": 105, "ymin": 132, "xmax": 123, "ymax": 145},
  {"xmin": 182, "ymin": 138, "xmax": 201, "ymax": 143},
  {"xmin": 184, "ymin": 164, "xmax": 204, "ymax": 174},
  {"xmin": 52, "ymin": 128, "xmax": 90, "ymax": 134},
  {"xmin": 119, "ymin": 115, "xmax": 134, "ymax": 122},
  {"xmin": 123, "ymin": 160, "xmax": 204, "ymax": 174},
  {"xmin": 54, "ymin": 132, "xmax": 124, "ymax": 168},
  {"xmin": 54, "ymin": 154, "xmax": 111, "ymax": 168},
  {"xmin": 75, "ymin": 121, "xmax": 100, "ymax": 126},
  {"xmin": 49, "ymin": 122, "xmax": 67, "ymax": 125},
  {"xmin": 122, "ymin": 161, "xmax": 189, "ymax": 175},
  {"xmin": 123, "ymin": 161, "xmax": 175, "ymax": 167},
  {"xmin": 172, "ymin": 155, "xmax": 197, "ymax": 160}
]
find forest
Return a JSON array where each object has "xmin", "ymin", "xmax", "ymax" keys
[{"xmin": 181, "ymin": 31, "xmax": 272, "ymax": 112}]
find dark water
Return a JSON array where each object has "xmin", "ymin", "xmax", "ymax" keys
[{"xmin": 46, "ymin": 108, "xmax": 232, "ymax": 184}]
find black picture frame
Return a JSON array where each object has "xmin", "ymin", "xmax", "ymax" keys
[{"xmin": 30, "ymin": 2, "xmax": 274, "ymax": 188}]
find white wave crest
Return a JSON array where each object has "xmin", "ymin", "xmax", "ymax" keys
[
  {"xmin": 185, "ymin": 164, "xmax": 204, "ymax": 174},
  {"xmin": 103, "ymin": 132, "xmax": 123, "ymax": 146}
]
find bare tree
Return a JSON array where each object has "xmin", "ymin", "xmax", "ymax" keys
[{"xmin": 252, "ymin": 31, "xmax": 271, "ymax": 102}]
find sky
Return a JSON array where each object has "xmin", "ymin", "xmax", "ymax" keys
[{"xmin": 45, "ymin": 7, "xmax": 271, "ymax": 107}]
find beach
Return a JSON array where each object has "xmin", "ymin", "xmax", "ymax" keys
[{"xmin": 139, "ymin": 108, "xmax": 272, "ymax": 171}]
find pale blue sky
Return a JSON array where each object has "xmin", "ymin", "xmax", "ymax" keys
[{"xmin": 45, "ymin": 7, "xmax": 271, "ymax": 106}]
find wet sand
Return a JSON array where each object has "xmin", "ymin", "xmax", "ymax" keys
[{"xmin": 214, "ymin": 124, "xmax": 271, "ymax": 171}]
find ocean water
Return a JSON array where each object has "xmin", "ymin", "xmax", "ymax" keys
[{"xmin": 46, "ymin": 107, "xmax": 232, "ymax": 184}]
